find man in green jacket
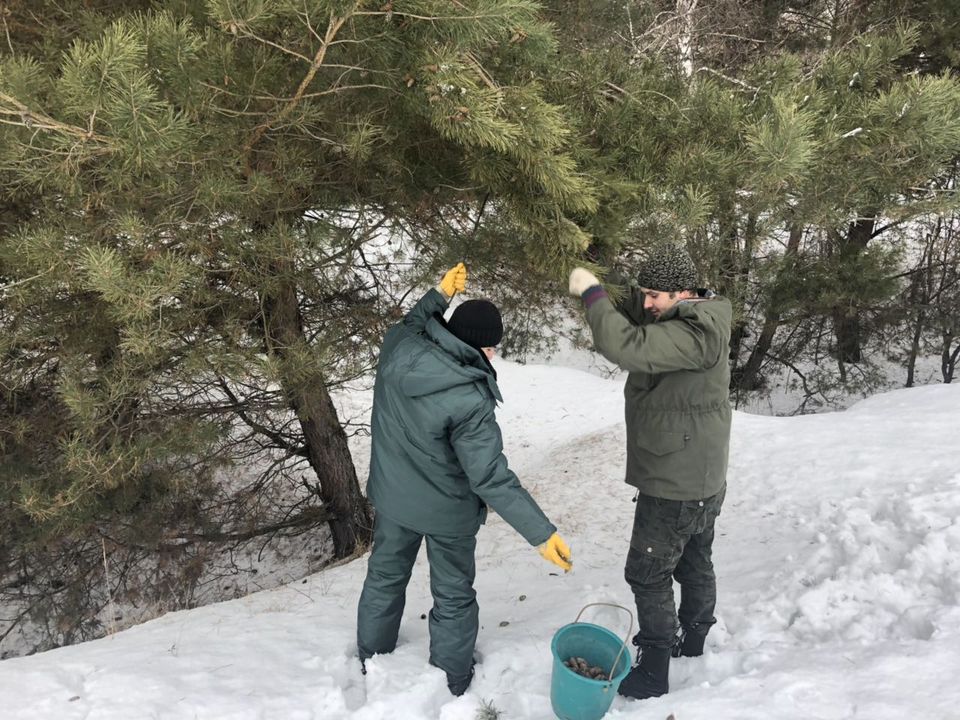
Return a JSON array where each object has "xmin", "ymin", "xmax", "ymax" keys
[
  {"xmin": 568, "ymin": 243, "xmax": 732, "ymax": 701},
  {"xmin": 357, "ymin": 263, "xmax": 572, "ymax": 697}
]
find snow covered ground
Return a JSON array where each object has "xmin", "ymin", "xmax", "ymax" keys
[{"xmin": 1, "ymin": 360, "xmax": 958, "ymax": 720}]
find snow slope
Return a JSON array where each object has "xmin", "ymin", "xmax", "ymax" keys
[{"xmin": 1, "ymin": 362, "xmax": 958, "ymax": 720}]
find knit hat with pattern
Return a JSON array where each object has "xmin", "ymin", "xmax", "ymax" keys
[{"xmin": 636, "ymin": 243, "xmax": 698, "ymax": 291}]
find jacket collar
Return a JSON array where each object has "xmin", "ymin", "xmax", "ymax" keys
[
  {"xmin": 658, "ymin": 289, "xmax": 717, "ymax": 322},
  {"xmin": 415, "ymin": 315, "xmax": 503, "ymax": 402}
]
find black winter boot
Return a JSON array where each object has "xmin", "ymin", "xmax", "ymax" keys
[
  {"xmin": 671, "ymin": 625, "xmax": 708, "ymax": 658},
  {"xmin": 446, "ymin": 665, "xmax": 474, "ymax": 696},
  {"xmin": 432, "ymin": 657, "xmax": 478, "ymax": 697},
  {"xmin": 617, "ymin": 646, "xmax": 670, "ymax": 700}
]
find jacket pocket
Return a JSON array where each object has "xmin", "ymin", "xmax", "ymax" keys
[{"xmin": 634, "ymin": 430, "xmax": 688, "ymax": 456}]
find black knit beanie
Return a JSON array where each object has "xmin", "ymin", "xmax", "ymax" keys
[
  {"xmin": 636, "ymin": 242, "xmax": 698, "ymax": 292},
  {"xmin": 447, "ymin": 299, "xmax": 503, "ymax": 349}
]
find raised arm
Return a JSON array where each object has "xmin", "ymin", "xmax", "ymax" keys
[
  {"xmin": 401, "ymin": 263, "xmax": 468, "ymax": 333},
  {"xmin": 584, "ymin": 294, "xmax": 724, "ymax": 374},
  {"xmin": 569, "ymin": 268, "xmax": 726, "ymax": 374}
]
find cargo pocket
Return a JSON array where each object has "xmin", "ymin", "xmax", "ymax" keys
[
  {"xmin": 677, "ymin": 500, "xmax": 709, "ymax": 535},
  {"xmin": 627, "ymin": 495, "xmax": 684, "ymax": 586},
  {"xmin": 625, "ymin": 535, "xmax": 677, "ymax": 586},
  {"xmin": 635, "ymin": 430, "xmax": 688, "ymax": 456}
]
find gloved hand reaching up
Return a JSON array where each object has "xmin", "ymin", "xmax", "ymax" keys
[
  {"xmin": 439, "ymin": 262, "xmax": 467, "ymax": 299},
  {"xmin": 568, "ymin": 268, "xmax": 600, "ymax": 297},
  {"xmin": 539, "ymin": 532, "xmax": 572, "ymax": 572}
]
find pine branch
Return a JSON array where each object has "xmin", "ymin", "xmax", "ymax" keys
[
  {"xmin": 211, "ymin": 78, "xmax": 398, "ymax": 105},
  {"xmin": 354, "ymin": 10, "xmax": 518, "ymax": 22},
  {"xmin": 602, "ymin": 81, "xmax": 683, "ymax": 113},
  {"xmin": 167, "ymin": 506, "xmax": 332, "ymax": 544},
  {"xmin": 0, "ymin": 266, "xmax": 55, "ymax": 292},
  {"xmin": 240, "ymin": 7, "xmax": 356, "ymax": 168},
  {"xmin": 695, "ymin": 66, "xmax": 760, "ymax": 93},
  {"xmin": 0, "ymin": 604, "xmax": 32, "ymax": 646},
  {"xmin": 701, "ymin": 32, "xmax": 768, "ymax": 45},
  {"xmin": 234, "ymin": 28, "xmax": 312, "ymax": 64},
  {"xmin": 297, "ymin": 4, "xmax": 325, "ymax": 45},
  {"xmin": 287, "ymin": 84, "xmax": 398, "ymax": 101},
  {"xmin": 0, "ymin": 92, "xmax": 112, "ymax": 145},
  {"xmin": 216, "ymin": 379, "xmax": 308, "ymax": 457},
  {"xmin": 464, "ymin": 51, "xmax": 501, "ymax": 94},
  {"xmin": 1, "ymin": 8, "xmax": 13, "ymax": 54}
]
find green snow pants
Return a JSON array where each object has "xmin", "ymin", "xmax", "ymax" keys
[{"xmin": 356, "ymin": 512, "xmax": 478, "ymax": 679}]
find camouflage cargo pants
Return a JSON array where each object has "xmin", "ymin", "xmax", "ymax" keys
[{"xmin": 624, "ymin": 487, "xmax": 725, "ymax": 649}]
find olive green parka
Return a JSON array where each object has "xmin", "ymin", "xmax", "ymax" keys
[{"xmin": 582, "ymin": 285, "xmax": 732, "ymax": 500}]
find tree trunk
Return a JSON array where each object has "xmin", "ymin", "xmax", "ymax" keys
[
  {"xmin": 831, "ymin": 214, "xmax": 876, "ymax": 364},
  {"xmin": 676, "ymin": 0, "xmax": 698, "ymax": 77},
  {"xmin": 906, "ymin": 232, "xmax": 936, "ymax": 388},
  {"xmin": 262, "ymin": 270, "xmax": 373, "ymax": 559},
  {"xmin": 832, "ymin": 309, "xmax": 863, "ymax": 364},
  {"xmin": 735, "ymin": 311, "xmax": 778, "ymax": 391},
  {"xmin": 735, "ymin": 222, "xmax": 802, "ymax": 392},
  {"xmin": 906, "ymin": 309, "xmax": 924, "ymax": 387},
  {"xmin": 759, "ymin": 0, "xmax": 786, "ymax": 43},
  {"xmin": 944, "ymin": 331, "xmax": 959, "ymax": 383},
  {"xmin": 716, "ymin": 208, "xmax": 757, "ymax": 375}
]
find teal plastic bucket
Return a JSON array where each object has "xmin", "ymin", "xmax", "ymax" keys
[{"xmin": 550, "ymin": 605, "xmax": 633, "ymax": 720}]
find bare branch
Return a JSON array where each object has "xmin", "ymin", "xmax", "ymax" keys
[
  {"xmin": 696, "ymin": 66, "xmax": 760, "ymax": 93},
  {"xmin": 241, "ymin": 8, "xmax": 355, "ymax": 165},
  {"xmin": 0, "ymin": 93, "xmax": 113, "ymax": 144}
]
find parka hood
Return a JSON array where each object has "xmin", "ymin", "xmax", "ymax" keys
[{"xmin": 398, "ymin": 315, "xmax": 503, "ymax": 402}]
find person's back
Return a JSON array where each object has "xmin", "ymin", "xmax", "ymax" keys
[
  {"xmin": 357, "ymin": 265, "xmax": 572, "ymax": 697},
  {"xmin": 367, "ymin": 299, "xmax": 499, "ymax": 538}
]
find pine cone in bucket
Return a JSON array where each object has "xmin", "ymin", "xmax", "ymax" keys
[{"xmin": 564, "ymin": 656, "xmax": 609, "ymax": 680}]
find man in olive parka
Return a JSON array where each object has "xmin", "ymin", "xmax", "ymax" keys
[
  {"xmin": 357, "ymin": 264, "xmax": 572, "ymax": 697},
  {"xmin": 568, "ymin": 243, "xmax": 732, "ymax": 701}
]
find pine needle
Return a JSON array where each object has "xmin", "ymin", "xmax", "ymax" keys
[{"xmin": 476, "ymin": 698, "xmax": 503, "ymax": 720}]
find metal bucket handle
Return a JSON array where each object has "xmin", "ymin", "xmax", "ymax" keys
[{"xmin": 572, "ymin": 602, "xmax": 634, "ymax": 684}]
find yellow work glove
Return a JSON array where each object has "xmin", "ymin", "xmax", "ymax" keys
[
  {"xmin": 538, "ymin": 532, "xmax": 572, "ymax": 572},
  {"xmin": 438, "ymin": 262, "xmax": 467, "ymax": 299}
]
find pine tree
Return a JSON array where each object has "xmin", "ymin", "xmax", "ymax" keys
[
  {"xmin": 544, "ymin": 8, "xmax": 960, "ymax": 388},
  {"xmin": 742, "ymin": 24, "xmax": 960, "ymax": 366},
  {"xmin": 0, "ymin": 0, "xmax": 598, "ymax": 652}
]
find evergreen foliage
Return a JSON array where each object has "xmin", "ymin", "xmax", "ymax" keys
[
  {"xmin": 543, "ymin": 3, "xmax": 960, "ymax": 386},
  {"xmin": 2, "ymin": 0, "xmax": 960, "ymax": 655},
  {"xmin": 0, "ymin": 0, "xmax": 597, "ymax": 654}
]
